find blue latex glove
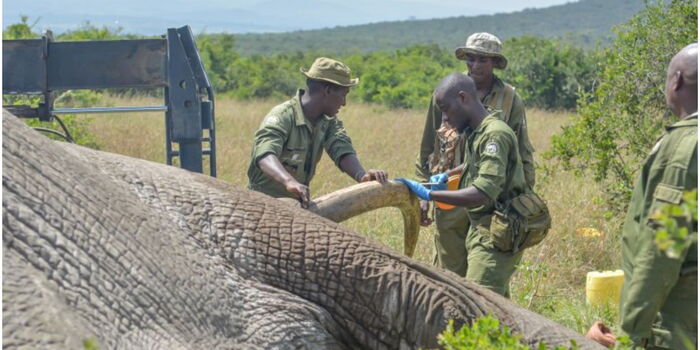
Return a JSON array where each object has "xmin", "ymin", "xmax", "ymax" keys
[
  {"xmin": 429, "ymin": 173, "xmax": 449, "ymax": 191},
  {"xmin": 395, "ymin": 178, "xmax": 432, "ymax": 201}
]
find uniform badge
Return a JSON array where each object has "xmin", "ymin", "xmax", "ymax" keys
[
  {"xmin": 264, "ymin": 115, "xmax": 280, "ymax": 125},
  {"xmin": 485, "ymin": 142, "xmax": 498, "ymax": 154}
]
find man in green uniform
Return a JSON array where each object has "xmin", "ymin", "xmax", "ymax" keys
[
  {"xmin": 586, "ymin": 44, "xmax": 698, "ymax": 349},
  {"xmin": 414, "ymin": 32, "xmax": 536, "ymax": 278},
  {"xmin": 398, "ymin": 73, "xmax": 528, "ymax": 296},
  {"xmin": 247, "ymin": 57, "xmax": 387, "ymax": 207}
]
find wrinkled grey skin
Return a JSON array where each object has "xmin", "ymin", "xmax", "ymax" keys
[{"xmin": 2, "ymin": 112, "xmax": 603, "ymax": 349}]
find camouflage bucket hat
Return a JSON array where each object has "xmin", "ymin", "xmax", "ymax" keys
[
  {"xmin": 454, "ymin": 32, "xmax": 508, "ymax": 69},
  {"xmin": 300, "ymin": 57, "xmax": 359, "ymax": 87}
]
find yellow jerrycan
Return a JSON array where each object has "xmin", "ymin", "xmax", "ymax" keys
[{"xmin": 585, "ymin": 270, "xmax": 624, "ymax": 307}]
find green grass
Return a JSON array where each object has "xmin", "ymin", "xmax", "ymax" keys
[{"xmin": 81, "ymin": 95, "xmax": 625, "ymax": 335}]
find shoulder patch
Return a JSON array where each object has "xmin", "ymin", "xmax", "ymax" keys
[
  {"xmin": 485, "ymin": 142, "xmax": 498, "ymax": 154},
  {"xmin": 264, "ymin": 115, "xmax": 281, "ymax": 126}
]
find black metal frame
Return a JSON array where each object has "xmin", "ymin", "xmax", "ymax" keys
[{"xmin": 2, "ymin": 25, "xmax": 217, "ymax": 177}]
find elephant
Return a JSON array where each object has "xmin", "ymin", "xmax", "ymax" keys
[{"xmin": 2, "ymin": 111, "xmax": 603, "ymax": 349}]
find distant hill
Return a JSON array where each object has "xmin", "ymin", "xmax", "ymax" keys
[{"xmin": 232, "ymin": 0, "xmax": 645, "ymax": 56}]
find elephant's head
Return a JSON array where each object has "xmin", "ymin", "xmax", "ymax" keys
[{"xmin": 2, "ymin": 110, "xmax": 602, "ymax": 349}]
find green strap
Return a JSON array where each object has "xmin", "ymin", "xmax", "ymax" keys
[
  {"xmin": 501, "ymin": 85, "xmax": 516, "ymax": 124},
  {"xmin": 487, "ymin": 84, "xmax": 516, "ymax": 123}
]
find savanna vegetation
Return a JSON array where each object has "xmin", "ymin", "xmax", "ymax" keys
[
  {"xmin": 548, "ymin": 0, "xmax": 699, "ymax": 209},
  {"xmin": 3, "ymin": 0, "xmax": 697, "ymax": 348}
]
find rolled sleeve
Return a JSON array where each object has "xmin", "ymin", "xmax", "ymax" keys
[
  {"xmin": 471, "ymin": 137, "xmax": 510, "ymax": 201},
  {"xmin": 251, "ymin": 115, "xmax": 289, "ymax": 166},
  {"xmin": 324, "ymin": 118, "xmax": 356, "ymax": 166}
]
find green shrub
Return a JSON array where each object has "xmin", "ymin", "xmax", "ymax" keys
[
  {"xmin": 501, "ymin": 36, "xmax": 598, "ymax": 110},
  {"xmin": 653, "ymin": 189, "xmax": 698, "ymax": 258},
  {"xmin": 438, "ymin": 315, "xmax": 577, "ymax": 350},
  {"xmin": 3, "ymin": 15, "xmax": 39, "ymax": 39},
  {"xmin": 352, "ymin": 44, "xmax": 460, "ymax": 109},
  {"xmin": 16, "ymin": 91, "xmax": 102, "ymax": 149},
  {"xmin": 438, "ymin": 315, "xmax": 639, "ymax": 349},
  {"xmin": 546, "ymin": 0, "xmax": 698, "ymax": 210},
  {"xmin": 196, "ymin": 33, "xmax": 240, "ymax": 92},
  {"xmin": 83, "ymin": 337, "xmax": 100, "ymax": 350},
  {"xmin": 56, "ymin": 21, "xmax": 133, "ymax": 40}
]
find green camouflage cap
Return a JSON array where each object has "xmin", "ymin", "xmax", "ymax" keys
[
  {"xmin": 300, "ymin": 57, "xmax": 359, "ymax": 87},
  {"xmin": 454, "ymin": 32, "xmax": 508, "ymax": 69}
]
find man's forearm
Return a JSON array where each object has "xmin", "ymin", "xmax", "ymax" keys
[
  {"xmin": 338, "ymin": 154, "xmax": 366, "ymax": 182},
  {"xmin": 429, "ymin": 186, "xmax": 491, "ymax": 207},
  {"xmin": 257, "ymin": 154, "xmax": 296, "ymax": 186}
]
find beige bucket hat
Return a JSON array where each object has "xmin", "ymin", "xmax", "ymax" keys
[
  {"xmin": 300, "ymin": 57, "xmax": 359, "ymax": 87},
  {"xmin": 454, "ymin": 32, "xmax": 508, "ymax": 69}
]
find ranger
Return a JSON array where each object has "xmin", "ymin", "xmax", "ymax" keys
[
  {"xmin": 399, "ymin": 73, "xmax": 530, "ymax": 297},
  {"xmin": 414, "ymin": 32, "xmax": 536, "ymax": 278},
  {"xmin": 247, "ymin": 57, "xmax": 387, "ymax": 207},
  {"xmin": 586, "ymin": 43, "xmax": 698, "ymax": 349}
]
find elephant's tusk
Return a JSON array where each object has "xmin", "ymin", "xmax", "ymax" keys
[{"xmin": 305, "ymin": 181, "xmax": 421, "ymax": 257}]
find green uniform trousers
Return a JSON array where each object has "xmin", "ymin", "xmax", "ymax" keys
[
  {"xmin": 647, "ymin": 272, "xmax": 697, "ymax": 350},
  {"xmin": 433, "ymin": 207, "xmax": 471, "ymax": 276},
  {"xmin": 433, "ymin": 208, "xmax": 524, "ymax": 297}
]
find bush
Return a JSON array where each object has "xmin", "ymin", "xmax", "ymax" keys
[
  {"xmin": 196, "ymin": 33, "xmax": 240, "ymax": 92},
  {"xmin": 546, "ymin": 0, "xmax": 698, "ymax": 210},
  {"xmin": 352, "ymin": 44, "xmax": 460, "ymax": 109},
  {"xmin": 501, "ymin": 36, "xmax": 598, "ymax": 110},
  {"xmin": 438, "ymin": 315, "xmax": 638, "ymax": 350},
  {"xmin": 653, "ymin": 189, "xmax": 698, "ymax": 259},
  {"xmin": 56, "ymin": 21, "xmax": 138, "ymax": 41},
  {"xmin": 3, "ymin": 15, "xmax": 39, "ymax": 39},
  {"xmin": 226, "ymin": 52, "xmax": 308, "ymax": 100},
  {"xmin": 438, "ymin": 315, "xmax": 577, "ymax": 350}
]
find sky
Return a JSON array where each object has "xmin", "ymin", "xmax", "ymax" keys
[{"xmin": 3, "ymin": 0, "xmax": 576, "ymax": 35}]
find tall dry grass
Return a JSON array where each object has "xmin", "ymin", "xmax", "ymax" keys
[{"xmin": 84, "ymin": 95, "xmax": 624, "ymax": 333}]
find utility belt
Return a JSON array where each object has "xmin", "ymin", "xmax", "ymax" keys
[{"xmin": 488, "ymin": 191, "xmax": 552, "ymax": 253}]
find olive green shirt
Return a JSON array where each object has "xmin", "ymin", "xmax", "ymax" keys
[
  {"xmin": 415, "ymin": 74, "xmax": 536, "ymax": 187},
  {"xmin": 458, "ymin": 113, "xmax": 529, "ymax": 226},
  {"xmin": 247, "ymin": 89, "xmax": 356, "ymax": 198},
  {"xmin": 620, "ymin": 113, "xmax": 698, "ymax": 348}
]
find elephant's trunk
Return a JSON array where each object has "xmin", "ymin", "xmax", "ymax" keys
[{"xmin": 306, "ymin": 181, "xmax": 420, "ymax": 257}]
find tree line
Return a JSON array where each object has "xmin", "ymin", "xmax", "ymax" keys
[{"xmin": 4, "ymin": 15, "xmax": 597, "ymax": 111}]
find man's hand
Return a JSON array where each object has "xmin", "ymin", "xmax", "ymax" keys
[
  {"xmin": 359, "ymin": 169, "xmax": 388, "ymax": 183},
  {"xmin": 395, "ymin": 178, "xmax": 432, "ymax": 201},
  {"xmin": 419, "ymin": 200, "xmax": 432, "ymax": 226},
  {"xmin": 429, "ymin": 173, "xmax": 449, "ymax": 191},
  {"xmin": 284, "ymin": 179, "xmax": 310, "ymax": 208},
  {"xmin": 585, "ymin": 321, "xmax": 616, "ymax": 348}
]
